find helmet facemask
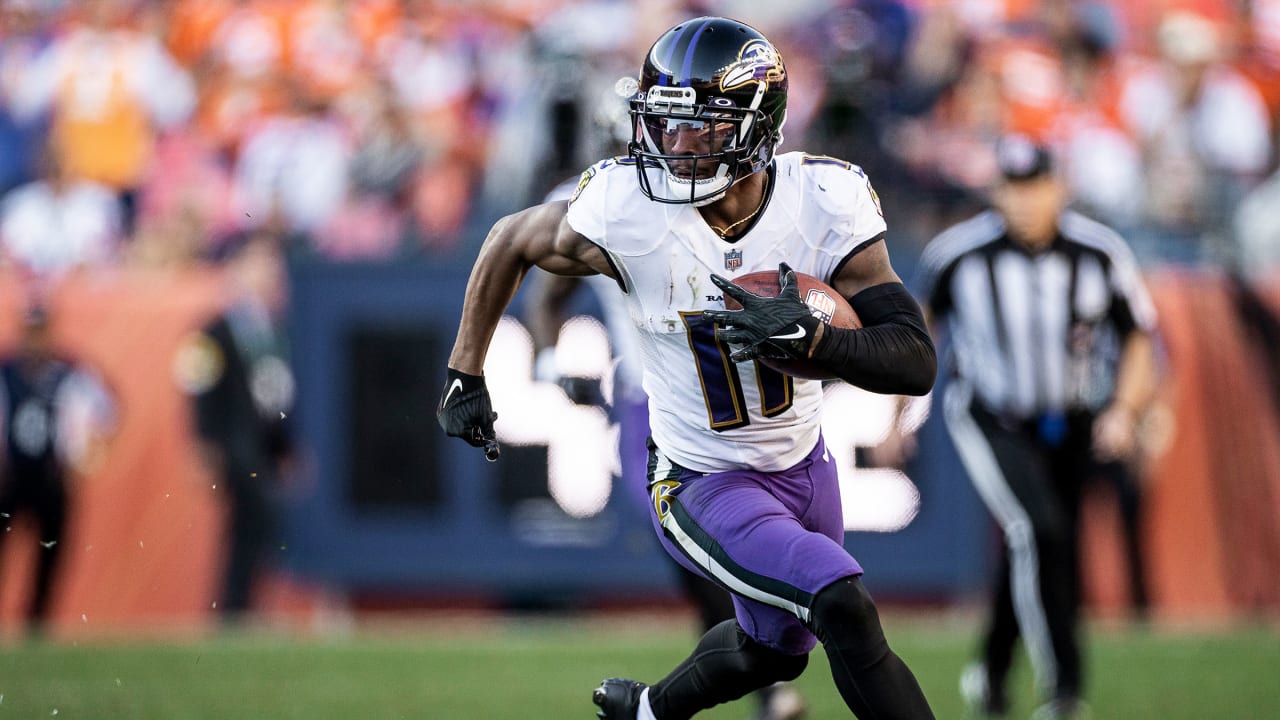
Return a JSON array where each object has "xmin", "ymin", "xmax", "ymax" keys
[
  {"xmin": 630, "ymin": 86, "xmax": 776, "ymax": 206},
  {"xmin": 627, "ymin": 18, "xmax": 788, "ymax": 207}
]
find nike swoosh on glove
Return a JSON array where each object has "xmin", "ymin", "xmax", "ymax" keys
[
  {"xmin": 437, "ymin": 368, "xmax": 500, "ymax": 460},
  {"xmin": 702, "ymin": 262, "xmax": 822, "ymax": 362}
]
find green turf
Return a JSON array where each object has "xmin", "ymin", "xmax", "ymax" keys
[{"xmin": 0, "ymin": 615, "xmax": 1277, "ymax": 719}]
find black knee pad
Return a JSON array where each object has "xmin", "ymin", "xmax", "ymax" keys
[
  {"xmin": 752, "ymin": 640, "xmax": 809, "ymax": 683},
  {"xmin": 810, "ymin": 576, "xmax": 889, "ymax": 670},
  {"xmin": 704, "ymin": 619, "xmax": 809, "ymax": 684}
]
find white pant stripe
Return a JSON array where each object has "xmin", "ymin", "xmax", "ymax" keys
[
  {"xmin": 659, "ymin": 507, "xmax": 811, "ymax": 623},
  {"xmin": 945, "ymin": 381, "xmax": 1058, "ymax": 693}
]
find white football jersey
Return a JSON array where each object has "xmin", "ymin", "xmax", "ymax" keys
[{"xmin": 565, "ymin": 152, "xmax": 886, "ymax": 472}]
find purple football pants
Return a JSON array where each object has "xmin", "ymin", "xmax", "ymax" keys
[{"xmin": 646, "ymin": 435, "xmax": 863, "ymax": 655}]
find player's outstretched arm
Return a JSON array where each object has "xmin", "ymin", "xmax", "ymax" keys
[
  {"xmin": 447, "ymin": 201, "xmax": 609, "ymax": 373},
  {"xmin": 816, "ymin": 238, "xmax": 937, "ymax": 395},
  {"xmin": 437, "ymin": 201, "xmax": 610, "ymax": 459}
]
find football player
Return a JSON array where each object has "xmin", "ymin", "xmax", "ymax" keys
[
  {"xmin": 439, "ymin": 16, "xmax": 937, "ymax": 720},
  {"xmin": 526, "ymin": 122, "xmax": 807, "ymax": 719}
]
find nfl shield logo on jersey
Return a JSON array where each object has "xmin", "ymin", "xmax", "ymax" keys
[{"xmin": 724, "ymin": 249, "xmax": 743, "ymax": 270}]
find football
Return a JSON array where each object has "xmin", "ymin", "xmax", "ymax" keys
[{"xmin": 722, "ymin": 270, "xmax": 861, "ymax": 380}]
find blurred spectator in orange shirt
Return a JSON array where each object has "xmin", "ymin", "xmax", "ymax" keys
[
  {"xmin": 165, "ymin": 0, "xmax": 239, "ymax": 68},
  {"xmin": 984, "ymin": 35, "xmax": 1068, "ymax": 141},
  {"xmin": 289, "ymin": 0, "xmax": 401, "ymax": 103},
  {"xmin": 193, "ymin": 0, "xmax": 297, "ymax": 155},
  {"xmin": 206, "ymin": 0, "xmax": 294, "ymax": 83},
  {"xmin": 9, "ymin": 0, "xmax": 195, "ymax": 235}
]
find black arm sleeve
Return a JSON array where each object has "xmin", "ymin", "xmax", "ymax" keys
[{"xmin": 809, "ymin": 282, "xmax": 937, "ymax": 395}]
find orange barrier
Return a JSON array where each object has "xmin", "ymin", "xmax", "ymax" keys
[
  {"xmin": 2, "ymin": 267, "xmax": 1278, "ymax": 635},
  {"xmin": 0, "ymin": 269, "xmax": 227, "ymax": 635},
  {"xmin": 1083, "ymin": 270, "xmax": 1280, "ymax": 619}
]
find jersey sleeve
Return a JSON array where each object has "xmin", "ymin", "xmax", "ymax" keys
[{"xmin": 1061, "ymin": 211, "xmax": 1157, "ymax": 335}]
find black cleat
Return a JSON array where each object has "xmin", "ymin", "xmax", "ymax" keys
[{"xmin": 592, "ymin": 677, "xmax": 648, "ymax": 719}]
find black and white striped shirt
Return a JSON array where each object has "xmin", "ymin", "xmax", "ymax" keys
[{"xmin": 915, "ymin": 209, "xmax": 1157, "ymax": 419}]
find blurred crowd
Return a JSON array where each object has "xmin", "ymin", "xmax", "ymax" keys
[{"xmin": 0, "ymin": 0, "xmax": 1277, "ymax": 281}]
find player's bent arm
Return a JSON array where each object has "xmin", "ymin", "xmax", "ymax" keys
[
  {"xmin": 447, "ymin": 201, "xmax": 609, "ymax": 375},
  {"xmin": 810, "ymin": 238, "xmax": 937, "ymax": 396}
]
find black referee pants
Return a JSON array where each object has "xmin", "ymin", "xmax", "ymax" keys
[
  {"xmin": 945, "ymin": 384, "xmax": 1093, "ymax": 705},
  {"xmin": 0, "ymin": 473, "xmax": 69, "ymax": 627}
]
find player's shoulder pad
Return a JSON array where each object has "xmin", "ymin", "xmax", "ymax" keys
[
  {"xmin": 787, "ymin": 152, "xmax": 884, "ymax": 219},
  {"xmin": 567, "ymin": 155, "xmax": 669, "ymax": 255},
  {"xmin": 568, "ymin": 155, "xmax": 635, "ymax": 206}
]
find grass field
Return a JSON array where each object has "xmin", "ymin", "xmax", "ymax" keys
[{"xmin": 1, "ymin": 612, "xmax": 1277, "ymax": 719}]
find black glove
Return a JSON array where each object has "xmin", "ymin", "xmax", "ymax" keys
[
  {"xmin": 436, "ymin": 368, "xmax": 500, "ymax": 461},
  {"xmin": 702, "ymin": 263, "xmax": 821, "ymax": 362}
]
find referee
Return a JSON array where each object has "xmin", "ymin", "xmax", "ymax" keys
[{"xmin": 914, "ymin": 135, "xmax": 1159, "ymax": 719}]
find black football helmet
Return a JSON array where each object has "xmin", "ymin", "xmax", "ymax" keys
[{"xmin": 628, "ymin": 17, "xmax": 788, "ymax": 206}]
